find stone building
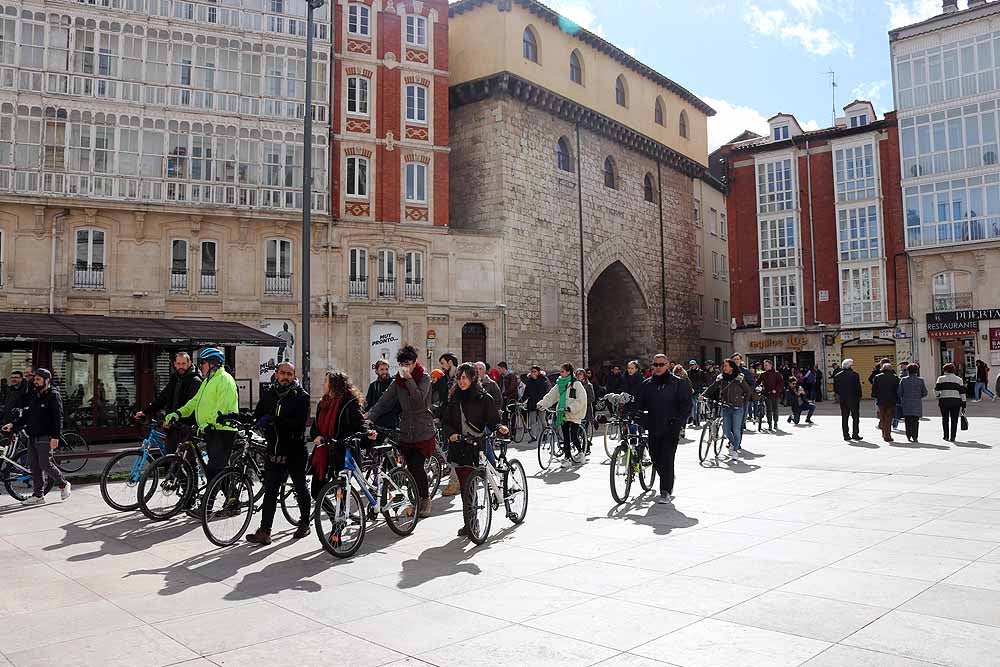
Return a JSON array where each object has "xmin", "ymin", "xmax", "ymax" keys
[
  {"xmin": 694, "ymin": 154, "xmax": 733, "ymax": 366},
  {"xmin": 448, "ymin": 0, "xmax": 714, "ymax": 373}
]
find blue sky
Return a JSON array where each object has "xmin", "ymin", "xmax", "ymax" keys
[{"xmin": 457, "ymin": 0, "xmax": 945, "ymax": 149}]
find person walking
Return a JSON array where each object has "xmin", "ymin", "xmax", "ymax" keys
[
  {"xmin": 637, "ymin": 356, "xmax": 691, "ymax": 504},
  {"xmin": 758, "ymin": 359, "xmax": 784, "ymax": 432},
  {"xmin": 434, "ymin": 353, "xmax": 458, "ymax": 408},
  {"xmin": 135, "ymin": 351, "xmax": 202, "ymax": 453},
  {"xmin": 973, "ymin": 360, "xmax": 996, "ymax": 401},
  {"xmin": 703, "ymin": 359, "xmax": 752, "ymax": 458},
  {"xmin": 536, "ymin": 363, "xmax": 588, "ymax": 467},
  {"xmin": 834, "ymin": 359, "xmax": 863, "ymax": 442},
  {"xmin": 497, "ymin": 362, "xmax": 519, "ymax": 407},
  {"xmin": 935, "ymin": 363, "xmax": 966, "ymax": 442},
  {"xmin": 872, "ymin": 363, "xmax": 900, "ymax": 443},
  {"xmin": 246, "ymin": 362, "xmax": 311, "ymax": 545},
  {"xmin": 897, "ymin": 364, "xmax": 927, "ymax": 443},
  {"xmin": 1, "ymin": 369, "xmax": 70, "ymax": 505},
  {"xmin": 575, "ymin": 368, "xmax": 597, "ymax": 454}
]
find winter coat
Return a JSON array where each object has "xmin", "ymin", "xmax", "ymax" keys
[
  {"xmin": 175, "ymin": 367, "xmax": 238, "ymax": 433},
  {"xmin": 365, "ymin": 377, "xmax": 400, "ymax": 430},
  {"xmin": 605, "ymin": 372, "xmax": 625, "ymax": 394},
  {"xmin": 253, "ymin": 382, "xmax": 310, "ymax": 458},
  {"xmin": 1, "ymin": 381, "xmax": 28, "ymax": 423},
  {"xmin": 537, "ymin": 379, "xmax": 588, "ymax": 424},
  {"xmin": 872, "ymin": 371, "xmax": 900, "ymax": 407},
  {"xmin": 704, "ymin": 373, "xmax": 753, "ymax": 408},
  {"xmin": 500, "ymin": 371, "xmax": 519, "ymax": 403},
  {"xmin": 367, "ymin": 364, "xmax": 436, "ymax": 444},
  {"xmin": 758, "ymin": 369, "xmax": 784, "ymax": 397},
  {"xmin": 934, "ymin": 373, "xmax": 966, "ymax": 406},
  {"xmin": 147, "ymin": 367, "xmax": 202, "ymax": 416},
  {"xmin": 481, "ymin": 375, "xmax": 503, "ymax": 409},
  {"xmin": 638, "ymin": 372, "xmax": 693, "ymax": 436},
  {"xmin": 581, "ymin": 380, "xmax": 597, "ymax": 422},
  {"xmin": 687, "ymin": 367, "xmax": 708, "ymax": 390},
  {"xmin": 623, "ymin": 371, "xmax": 644, "ymax": 398},
  {"xmin": 440, "ymin": 386, "xmax": 501, "ymax": 442},
  {"xmin": 13, "ymin": 386, "xmax": 62, "ymax": 440},
  {"xmin": 522, "ymin": 375, "xmax": 551, "ymax": 410},
  {"xmin": 833, "ymin": 368, "xmax": 862, "ymax": 404},
  {"xmin": 897, "ymin": 375, "xmax": 927, "ymax": 417},
  {"xmin": 309, "ymin": 394, "xmax": 364, "ymax": 442}
]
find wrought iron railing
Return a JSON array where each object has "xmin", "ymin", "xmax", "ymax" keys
[
  {"xmin": 73, "ymin": 266, "xmax": 105, "ymax": 289},
  {"xmin": 404, "ymin": 279, "xmax": 423, "ymax": 300},
  {"xmin": 264, "ymin": 272, "xmax": 292, "ymax": 296},
  {"xmin": 377, "ymin": 277, "xmax": 396, "ymax": 299},
  {"xmin": 933, "ymin": 292, "xmax": 973, "ymax": 312}
]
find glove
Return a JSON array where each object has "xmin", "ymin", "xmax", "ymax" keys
[
  {"xmin": 256, "ymin": 415, "xmax": 272, "ymax": 429},
  {"xmin": 164, "ymin": 412, "xmax": 180, "ymax": 425}
]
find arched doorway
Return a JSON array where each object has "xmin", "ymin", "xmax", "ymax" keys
[
  {"xmin": 587, "ymin": 261, "xmax": 650, "ymax": 370},
  {"xmin": 461, "ymin": 323, "xmax": 487, "ymax": 363}
]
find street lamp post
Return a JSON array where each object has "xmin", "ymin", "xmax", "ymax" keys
[{"xmin": 301, "ymin": 0, "xmax": 325, "ymax": 395}]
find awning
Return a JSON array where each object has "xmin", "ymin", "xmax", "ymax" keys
[{"xmin": 0, "ymin": 312, "xmax": 282, "ymax": 347}]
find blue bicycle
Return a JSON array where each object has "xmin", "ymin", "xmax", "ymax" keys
[{"xmin": 99, "ymin": 420, "xmax": 167, "ymax": 512}]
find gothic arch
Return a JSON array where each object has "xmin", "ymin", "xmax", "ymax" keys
[{"xmin": 584, "ymin": 241, "xmax": 652, "ymax": 309}]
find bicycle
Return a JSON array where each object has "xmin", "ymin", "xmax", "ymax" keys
[
  {"xmin": 52, "ymin": 428, "xmax": 90, "ymax": 474},
  {"xmin": 458, "ymin": 432, "xmax": 528, "ymax": 545},
  {"xmin": 698, "ymin": 399, "xmax": 727, "ymax": 464},
  {"xmin": 609, "ymin": 412, "xmax": 655, "ymax": 504},
  {"xmin": 99, "ymin": 419, "xmax": 167, "ymax": 512},
  {"xmin": 1, "ymin": 425, "xmax": 57, "ymax": 501},
  {"xmin": 599, "ymin": 393, "xmax": 634, "ymax": 457},
  {"xmin": 501, "ymin": 401, "xmax": 529, "ymax": 444},
  {"xmin": 136, "ymin": 428, "xmax": 210, "ymax": 521},
  {"xmin": 201, "ymin": 413, "xmax": 270, "ymax": 546},
  {"xmin": 536, "ymin": 409, "xmax": 585, "ymax": 470},
  {"xmin": 314, "ymin": 432, "xmax": 420, "ymax": 558},
  {"xmin": 748, "ymin": 387, "xmax": 766, "ymax": 432}
]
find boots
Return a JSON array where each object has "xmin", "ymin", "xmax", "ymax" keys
[
  {"xmin": 418, "ymin": 498, "xmax": 432, "ymax": 518},
  {"xmin": 293, "ymin": 522, "xmax": 310, "ymax": 539},
  {"xmin": 245, "ymin": 527, "xmax": 272, "ymax": 545}
]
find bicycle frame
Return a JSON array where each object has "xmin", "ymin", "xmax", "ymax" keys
[
  {"xmin": 336, "ymin": 444, "xmax": 411, "ymax": 517},
  {"xmin": 0, "ymin": 431, "xmax": 31, "ymax": 477}
]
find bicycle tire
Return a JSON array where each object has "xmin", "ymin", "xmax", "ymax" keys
[
  {"xmin": 279, "ymin": 473, "xmax": 310, "ymax": 526},
  {"xmin": 137, "ymin": 454, "xmax": 196, "ymax": 521},
  {"xmin": 100, "ymin": 449, "xmax": 154, "ymax": 512},
  {"xmin": 464, "ymin": 469, "xmax": 492, "ymax": 545},
  {"xmin": 425, "ymin": 454, "xmax": 443, "ymax": 499},
  {"xmin": 636, "ymin": 440, "xmax": 656, "ymax": 492},
  {"xmin": 528, "ymin": 411, "xmax": 542, "ymax": 440},
  {"xmin": 202, "ymin": 470, "xmax": 254, "ymax": 547},
  {"xmin": 52, "ymin": 432, "xmax": 89, "ymax": 474},
  {"xmin": 511, "ymin": 410, "xmax": 525, "ymax": 444},
  {"xmin": 610, "ymin": 444, "xmax": 632, "ymax": 504},
  {"xmin": 502, "ymin": 458, "xmax": 528, "ymax": 524},
  {"xmin": 382, "ymin": 466, "xmax": 419, "ymax": 537},
  {"xmin": 314, "ymin": 480, "xmax": 366, "ymax": 558},
  {"xmin": 713, "ymin": 420, "xmax": 724, "ymax": 457},
  {"xmin": 698, "ymin": 425, "xmax": 712, "ymax": 464},
  {"xmin": 2, "ymin": 445, "xmax": 54, "ymax": 501},
  {"xmin": 537, "ymin": 428, "xmax": 554, "ymax": 470}
]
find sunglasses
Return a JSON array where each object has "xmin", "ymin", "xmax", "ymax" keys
[{"xmin": 652, "ymin": 363, "xmax": 667, "ymax": 368}]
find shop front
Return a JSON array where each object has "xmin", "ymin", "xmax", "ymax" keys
[
  {"xmin": 737, "ymin": 331, "xmax": 822, "ymax": 373},
  {"xmin": 833, "ymin": 327, "xmax": 913, "ymax": 399},
  {"xmin": 0, "ymin": 313, "xmax": 281, "ymax": 442},
  {"xmin": 926, "ymin": 308, "xmax": 1000, "ymax": 385}
]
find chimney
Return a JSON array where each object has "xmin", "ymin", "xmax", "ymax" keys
[
  {"xmin": 968, "ymin": 0, "xmax": 988, "ymax": 8},
  {"xmin": 942, "ymin": 0, "xmax": 958, "ymax": 12}
]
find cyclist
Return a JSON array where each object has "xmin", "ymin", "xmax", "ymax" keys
[
  {"xmin": 164, "ymin": 347, "xmax": 239, "ymax": 485},
  {"xmin": 135, "ymin": 351, "xmax": 202, "ymax": 453},
  {"xmin": 246, "ymin": 361, "xmax": 311, "ymax": 546},
  {"xmin": 623, "ymin": 360, "xmax": 644, "ymax": 397},
  {"xmin": 575, "ymin": 368, "xmax": 596, "ymax": 454},
  {"xmin": 522, "ymin": 366, "xmax": 550, "ymax": 442},
  {"xmin": 1, "ymin": 370, "xmax": 27, "ymax": 424},
  {"xmin": 687, "ymin": 360, "xmax": 706, "ymax": 428},
  {"xmin": 703, "ymin": 359, "xmax": 752, "ymax": 459},
  {"xmin": 309, "ymin": 371, "xmax": 365, "ymax": 498},
  {"xmin": 536, "ymin": 363, "xmax": 588, "ymax": 467},
  {"xmin": 365, "ymin": 360, "xmax": 400, "ymax": 432},
  {"xmin": 636, "ymin": 356, "xmax": 691, "ymax": 504},
  {"xmin": 475, "ymin": 362, "xmax": 503, "ymax": 409}
]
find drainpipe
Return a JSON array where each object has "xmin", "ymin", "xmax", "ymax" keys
[
  {"xmin": 575, "ymin": 122, "xmax": 586, "ymax": 368},
  {"xmin": 656, "ymin": 161, "xmax": 667, "ymax": 353}
]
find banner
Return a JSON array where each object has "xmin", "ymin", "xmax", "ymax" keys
[
  {"xmin": 370, "ymin": 322, "xmax": 402, "ymax": 382},
  {"xmin": 258, "ymin": 319, "xmax": 295, "ymax": 390}
]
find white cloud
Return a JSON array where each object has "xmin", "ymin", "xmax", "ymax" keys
[
  {"xmin": 743, "ymin": 3, "xmax": 854, "ymax": 57},
  {"xmin": 788, "ymin": 0, "xmax": 822, "ymax": 19},
  {"xmin": 544, "ymin": 0, "xmax": 598, "ymax": 30},
  {"xmin": 851, "ymin": 80, "xmax": 891, "ymax": 113},
  {"xmin": 703, "ymin": 95, "xmax": 822, "ymax": 151},
  {"xmin": 885, "ymin": 0, "xmax": 940, "ymax": 29}
]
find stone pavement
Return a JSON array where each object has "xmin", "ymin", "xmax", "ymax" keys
[{"xmin": 1, "ymin": 403, "xmax": 1000, "ymax": 667}]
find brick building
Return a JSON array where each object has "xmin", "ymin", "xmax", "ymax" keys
[{"xmin": 723, "ymin": 103, "xmax": 912, "ymax": 397}]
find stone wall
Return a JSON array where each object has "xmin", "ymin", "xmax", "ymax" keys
[{"xmin": 450, "ymin": 96, "xmax": 700, "ymax": 372}]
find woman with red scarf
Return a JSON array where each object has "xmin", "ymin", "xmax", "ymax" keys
[
  {"xmin": 309, "ymin": 371, "xmax": 364, "ymax": 499},
  {"xmin": 366, "ymin": 345, "xmax": 436, "ymax": 518}
]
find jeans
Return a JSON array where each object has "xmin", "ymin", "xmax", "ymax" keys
[
  {"xmin": 28, "ymin": 435, "xmax": 67, "ymax": 497},
  {"xmin": 647, "ymin": 424, "xmax": 681, "ymax": 495},
  {"xmin": 259, "ymin": 444, "xmax": 309, "ymax": 531},
  {"xmin": 840, "ymin": 401, "xmax": 860, "ymax": 439},
  {"xmin": 689, "ymin": 397, "xmax": 701, "ymax": 427},
  {"xmin": 764, "ymin": 395, "xmax": 780, "ymax": 428},
  {"xmin": 974, "ymin": 381, "xmax": 996, "ymax": 400},
  {"xmin": 790, "ymin": 403, "xmax": 815, "ymax": 424},
  {"xmin": 721, "ymin": 406, "xmax": 745, "ymax": 451}
]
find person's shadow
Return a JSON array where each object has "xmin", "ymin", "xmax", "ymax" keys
[
  {"xmin": 586, "ymin": 496, "xmax": 699, "ymax": 537},
  {"xmin": 847, "ymin": 438, "xmax": 880, "ymax": 449}
]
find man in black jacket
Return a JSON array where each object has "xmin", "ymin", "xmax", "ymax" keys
[
  {"xmin": 246, "ymin": 362, "xmax": 311, "ymax": 545},
  {"xmin": 637, "ymin": 354, "xmax": 693, "ymax": 505},
  {"xmin": 2, "ymin": 369, "xmax": 69, "ymax": 505},
  {"xmin": 365, "ymin": 360, "xmax": 400, "ymax": 431},
  {"xmin": 605, "ymin": 365, "xmax": 625, "ymax": 394},
  {"xmin": 833, "ymin": 358, "xmax": 863, "ymax": 442},
  {"xmin": 1, "ymin": 370, "xmax": 27, "ymax": 424},
  {"xmin": 871, "ymin": 363, "xmax": 900, "ymax": 443},
  {"xmin": 135, "ymin": 352, "xmax": 201, "ymax": 453},
  {"xmin": 522, "ymin": 366, "xmax": 550, "ymax": 442}
]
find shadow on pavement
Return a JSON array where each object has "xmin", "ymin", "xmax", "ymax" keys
[
  {"xmin": 847, "ymin": 439, "xmax": 880, "ymax": 449},
  {"xmin": 587, "ymin": 496, "xmax": 699, "ymax": 536},
  {"xmin": 890, "ymin": 440, "xmax": 951, "ymax": 451},
  {"xmin": 956, "ymin": 440, "xmax": 992, "ymax": 449}
]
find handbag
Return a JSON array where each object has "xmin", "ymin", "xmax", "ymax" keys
[{"xmin": 960, "ymin": 410, "xmax": 969, "ymax": 431}]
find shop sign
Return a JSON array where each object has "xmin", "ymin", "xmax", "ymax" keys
[
  {"xmin": 928, "ymin": 309, "xmax": 1000, "ymax": 325},
  {"xmin": 749, "ymin": 335, "xmax": 811, "ymax": 351},
  {"xmin": 927, "ymin": 321, "xmax": 980, "ymax": 338}
]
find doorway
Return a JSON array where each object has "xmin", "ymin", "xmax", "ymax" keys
[
  {"xmin": 462, "ymin": 323, "xmax": 487, "ymax": 364},
  {"xmin": 940, "ymin": 338, "xmax": 977, "ymax": 383}
]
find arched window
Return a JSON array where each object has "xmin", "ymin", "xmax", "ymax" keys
[
  {"xmin": 603, "ymin": 156, "xmax": 617, "ymax": 189},
  {"xmin": 643, "ymin": 173, "xmax": 656, "ymax": 202},
  {"xmin": 679, "ymin": 110, "xmax": 689, "ymax": 138},
  {"xmin": 655, "ymin": 97, "xmax": 665, "ymax": 126},
  {"xmin": 556, "ymin": 136, "xmax": 573, "ymax": 172},
  {"xmin": 522, "ymin": 26, "xmax": 538, "ymax": 63},
  {"xmin": 615, "ymin": 75, "xmax": 627, "ymax": 107},
  {"xmin": 569, "ymin": 50, "xmax": 583, "ymax": 85}
]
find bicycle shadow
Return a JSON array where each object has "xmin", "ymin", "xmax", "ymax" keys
[
  {"xmin": 587, "ymin": 498, "xmax": 700, "ymax": 537},
  {"xmin": 535, "ymin": 467, "xmax": 582, "ymax": 484},
  {"xmin": 391, "ymin": 525, "xmax": 521, "ymax": 591}
]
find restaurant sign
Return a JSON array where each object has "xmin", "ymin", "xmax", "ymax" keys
[
  {"xmin": 749, "ymin": 334, "xmax": 811, "ymax": 351},
  {"xmin": 927, "ymin": 309, "xmax": 999, "ymax": 338}
]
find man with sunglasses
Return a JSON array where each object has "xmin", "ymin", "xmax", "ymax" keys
[{"xmin": 636, "ymin": 354, "xmax": 692, "ymax": 505}]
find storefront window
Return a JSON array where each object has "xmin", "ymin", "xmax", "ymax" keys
[
  {"xmin": 53, "ymin": 350, "xmax": 93, "ymax": 428},
  {"xmin": 53, "ymin": 349, "xmax": 136, "ymax": 428},
  {"xmin": 0, "ymin": 348, "xmax": 34, "ymax": 406}
]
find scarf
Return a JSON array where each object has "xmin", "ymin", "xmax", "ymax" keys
[
  {"xmin": 395, "ymin": 362, "xmax": 425, "ymax": 390},
  {"xmin": 555, "ymin": 375, "xmax": 572, "ymax": 427},
  {"xmin": 316, "ymin": 394, "xmax": 343, "ymax": 439}
]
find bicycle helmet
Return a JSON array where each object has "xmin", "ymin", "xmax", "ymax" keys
[{"xmin": 198, "ymin": 347, "xmax": 225, "ymax": 366}]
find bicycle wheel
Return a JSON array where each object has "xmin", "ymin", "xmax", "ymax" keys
[
  {"xmin": 279, "ymin": 473, "xmax": 310, "ymax": 526},
  {"xmin": 247, "ymin": 448, "xmax": 267, "ymax": 504},
  {"xmin": 2, "ymin": 445, "xmax": 54, "ymax": 501},
  {"xmin": 603, "ymin": 421, "xmax": 616, "ymax": 458},
  {"xmin": 464, "ymin": 469, "xmax": 492, "ymax": 545},
  {"xmin": 528, "ymin": 411, "xmax": 542, "ymax": 440},
  {"xmin": 511, "ymin": 411, "xmax": 525, "ymax": 444},
  {"xmin": 698, "ymin": 423, "xmax": 713, "ymax": 464},
  {"xmin": 138, "ymin": 454, "xmax": 196, "ymax": 521},
  {"xmin": 637, "ymin": 440, "xmax": 656, "ymax": 492},
  {"xmin": 100, "ymin": 449, "xmax": 154, "ymax": 512},
  {"xmin": 424, "ymin": 454, "xmax": 442, "ymax": 499},
  {"xmin": 537, "ymin": 428, "xmax": 554, "ymax": 470},
  {"xmin": 52, "ymin": 432, "xmax": 89, "ymax": 474},
  {"xmin": 382, "ymin": 466, "xmax": 419, "ymax": 537},
  {"xmin": 610, "ymin": 444, "xmax": 633, "ymax": 504},
  {"xmin": 314, "ymin": 480, "xmax": 366, "ymax": 558},
  {"xmin": 713, "ymin": 421, "xmax": 725, "ymax": 458},
  {"xmin": 502, "ymin": 458, "xmax": 528, "ymax": 524},
  {"xmin": 202, "ymin": 470, "xmax": 254, "ymax": 547}
]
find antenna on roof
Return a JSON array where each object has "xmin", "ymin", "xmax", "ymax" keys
[{"xmin": 826, "ymin": 69, "xmax": 837, "ymax": 126}]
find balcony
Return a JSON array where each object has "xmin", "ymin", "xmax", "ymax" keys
[
  {"xmin": 377, "ymin": 277, "xmax": 396, "ymax": 300},
  {"xmin": 169, "ymin": 270, "xmax": 188, "ymax": 293},
  {"xmin": 933, "ymin": 292, "xmax": 973, "ymax": 312},
  {"xmin": 348, "ymin": 279, "xmax": 368, "ymax": 299},
  {"xmin": 73, "ymin": 265, "xmax": 105, "ymax": 290},
  {"xmin": 264, "ymin": 272, "xmax": 292, "ymax": 296},
  {"xmin": 200, "ymin": 271, "xmax": 218, "ymax": 294},
  {"xmin": 404, "ymin": 279, "xmax": 424, "ymax": 300}
]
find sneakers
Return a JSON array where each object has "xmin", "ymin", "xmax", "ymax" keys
[
  {"xmin": 851, "ymin": 434, "xmax": 863, "ymax": 440},
  {"xmin": 21, "ymin": 495, "xmax": 45, "ymax": 506},
  {"xmin": 418, "ymin": 498, "xmax": 432, "ymax": 519},
  {"xmin": 560, "ymin": 459, "xmax": 572, "ymax": 469},
  {"xmin": 245, "ymin": 528, "xmax": 272, "ymax": 545},
  {"xmin": 657, "ymin": 493, "xmax": 674, "ymax": 505},
  {"xmin": 60, "ymin": 481, "xmax": 72, "ymax": 501},
  {"xmin": 441, "ymin": 483, "xmax": 460, "ymax": 497}
]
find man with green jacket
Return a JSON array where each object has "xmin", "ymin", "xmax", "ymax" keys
[{"xmin": 165, "ymin": 347, "xmax": 239, "ymax": 483}]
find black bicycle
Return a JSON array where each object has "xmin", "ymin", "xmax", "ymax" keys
[{"xmin": 201, "ymin": 413, "xmax": 269, "ymax": 546}]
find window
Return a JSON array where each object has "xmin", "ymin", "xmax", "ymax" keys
[
  {"xmin": 348, "ymin": 4, "xmax": 370, "ymax": 37},
  {"xmin": 377, "ymin": 249, "xmax": 395, "ymax": 299},
  {"xmin": 200, "ymin": 240, "xmax": 217, "ymax": 293},
  {"xmin": 772, "ymin": 125, "xmax": 789, "ymax": 141},
  {"xmin": 759, "ymin": 217, "xmax": 797, "ymax": 269},
  {"xmin": 695, "ymin": 244, "xmax": 703, "ymax": 271},
  {"xmin": 841, "ymin": 265, "xmax": 884, "ymax": 324},
  {"xmin": 556, "ymin": 137, "xmax": 573, "ymax": 172},
  {"xmin": 694, "ymin": 200, "xmax": 701, "ymax": 226},
  {"xmin": 522, "ymin": 27, "xmax": 538, "ymax": 63},
  {"xmin": 74, "ymin": 228, "xmax": 105, "ymax": 289},
  {"xmin": 708, "ymin": 208, "xmax": 719, "ymax": 235},
  {"xmin": 850, "ymin": 114, "xmax": 869, "ymax": 128},
  {"xmin": 756, "ymin": 157, "xmax": 794, "ymax": 213},
  {"xmin": 679, "ymin": 111, "xmax": 689, "ymax": 138},
  {"xmin": 346, "ymin": 155, "xmax": 368, "ymax": 198},
  {"xmin": 349, "ymin": 247, "xmax": 368, "ymax": 298},
  {"xmin": 615, "ymin": 75, "xmax": 627, "ymax": 107},
  {"xmin": 837, "ymin": 205, "xmax": 880, "ymax": 261},
  {"xmin": 720, "ymin": 213, "xmax": 728, "ymax": 240},
  {"xmin": 20, "ymin": 21, "xmax": 44, "ymax": 69},
  {"xmin": 405, "ymin": 250, "xmax": 424, "ymax": 299},
  {"xmin": 406, "ymin": 85, "xmax": 427, "ymax": 123},
  {"xmin": 714, "ymin": 298, "xmax": 721, "ymax": 323},
  {"xmin": 899, "ymin": 103, "xmax": 1000, "ymax": 180},
  {"xmin": 570, "ymin": 50, "xmax": 583, "ymax": 85},
  {"xmin": 170, "ymin": 239, "xmax": 188, "ymax": 292},
  {"xmin": 406, "ymin": 15, "xmax": 427, "ymax": 47},
  {"xmin": 405, "ymin": 162, "xmax": 426, "ymax": 203},
  {"xmin": 761, "ymin": 272, "xmax": 801, "ymax": 329},
  {"xmin": 603, "ymin": 156, "xmax": 617, "ymax": 189},
  {"xmin": 903, "ymin": 176, "xmax": 1000, "ymax": 249},
  {"xmin": 723, "ymin": 300, "xmax": 729, "ymax": 323},
  {"xmin": 655, "ymin": 97, "xmax": 665, "ymax": 126},
  {"xmin": 264, "ymin": 238, "xmax": 292, "ymax": 295},
  {"xmin": 643, "ymin": 173, "xmax": 655, "ymax": 203},
  {"xmin": 932, "ymin": 270, "xmax": 973, "ymax": 311},
  {"xmin": 835, "ymin": 143, "xmax": 876, "ymax": 202},
  {"xmin": 347, "ymin": 76, "xmax": 369, "ymax": 115}
]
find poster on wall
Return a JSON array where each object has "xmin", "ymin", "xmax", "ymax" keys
[
  {"xmin": 370, "ymin": 322, "xmax": 402, "ymax": 382},
  {"xmin": 991, "ymin": 327, "xmax": 1000, "ymax": 366},
  {"xmin": 258, "ymin": 319, "xmax": 296, "ymax": 392}
]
